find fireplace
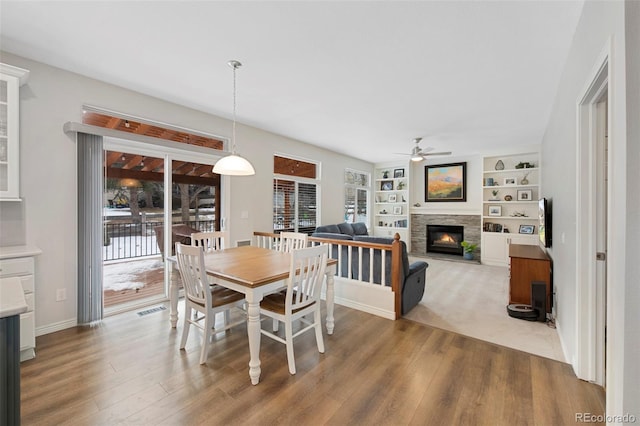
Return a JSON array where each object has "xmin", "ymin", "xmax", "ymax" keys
[{"xmin": 427, "ymin": 225, "xmax": 464, "ymax": 255}]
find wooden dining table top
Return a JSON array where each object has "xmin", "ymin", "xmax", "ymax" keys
[{"xmin": 202, "ymin": 245, "xmax": 337, "ymax": 288}]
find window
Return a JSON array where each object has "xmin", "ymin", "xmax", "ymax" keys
[
  {"xmin": 273, "ymin": 155, "xmax": 319, "ymax": 234},
  {"xmin": 344, "ymin": 169, "xmax": 370, "ymax": 225}
]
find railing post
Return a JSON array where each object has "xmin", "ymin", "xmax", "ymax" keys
[{"xmin": 391, "ymin": 233, "xmax": 402, "ymax": 319}]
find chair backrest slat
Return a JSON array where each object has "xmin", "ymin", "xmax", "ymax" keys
[
  {"xmin": 175, "ymin": 243, "xmax": 211, "ymax": 306},
  {"xmin": 191, "ymin": 231, "xmax": 228, "ymax": 253},
  {"xmin": 286, "ymin": 244, "xmax": 328, "ymax": 313},
  {"xmin": 278, "ymin": 232, "xmax": 308, "ymax": 252}
]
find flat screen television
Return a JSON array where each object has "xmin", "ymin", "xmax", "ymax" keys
[{"xmin": 538, "ymin": 198, "xmax": 552, "ymax": 248}]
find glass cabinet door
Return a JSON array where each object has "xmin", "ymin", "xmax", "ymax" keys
[{"xmin": 0, "ymin": 64, "xmax": 29, "ymax": 200}]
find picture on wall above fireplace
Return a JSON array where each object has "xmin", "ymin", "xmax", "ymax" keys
[{"xmin": 425, "ymin": 162, "xmax": 467, "ymax": 202}]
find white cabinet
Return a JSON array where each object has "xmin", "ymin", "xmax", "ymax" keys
[
  {"xmin": 481, "ymin": 152, "xmax": 540, "ymax": 266},
  {"xmin": 373, "ymin": 164, "xmax": 410, "ymax": 242},
  {"xmin": 481, "ymin": 232, "xmax": 538, "ymax": 266},
  {"xmin": 0, "ymin": 63, "xmax": 29, "ymax": 201},
  {"xmin": 0, "ymin": 247, "xmax": 41, "ymax": 361}
]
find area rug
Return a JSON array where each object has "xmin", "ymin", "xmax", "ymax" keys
[{"xmin": 404, "ymin": 257, "xmax": 566, "ymax": 362}]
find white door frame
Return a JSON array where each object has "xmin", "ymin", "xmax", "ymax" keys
[{"xmin": 575, "ymin": 45, "xmax": 609, "ymax": 385}]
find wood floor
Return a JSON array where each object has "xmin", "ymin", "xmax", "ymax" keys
[{"xmin": 20, "ymin": 305, "xmax": 605, "ymax": 425}]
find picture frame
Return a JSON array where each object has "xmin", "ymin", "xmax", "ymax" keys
[
  {"xmin": 519, "ymin": 224, "xmax": 535, "ymax": 234},
  {"xmin": 388, "ymin": 194, "xmax": 397, "ymax": 202},
  {"xmin": 393, "ymin": 206, "xmax": 402, "ymax": 215},
  {"xmin": 504, "ymin": 177, "xmax": 516, "ymax": 186},
  {"xmin": 393, "ymin": 168, "xmax": 405, "ymax": 178},
  {"xmin": 517, "ymin": 189, "xmax": 532, "ymax": 201},
  {"xmin": 425, "ymin": 162, "xmax": 467, "ymax": 202},
  {"xmin": 488, "ymin": 205, "xmax": 502, "ymax": 216},
  {"xmin": 380, "ymin": 180, "xmax": 394, "ymax": 191}
]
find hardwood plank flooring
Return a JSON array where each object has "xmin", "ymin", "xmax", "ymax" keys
[{"xmin": 20, "ymin": 304, "xmax": 605, "ymax": 425}]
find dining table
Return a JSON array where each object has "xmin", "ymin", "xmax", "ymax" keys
[{"xmin": 168, "ymin": 245, "xmax": 337, "ymax": 385}]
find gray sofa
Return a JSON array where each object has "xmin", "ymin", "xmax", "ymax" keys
[{"xmin": 311, "ymin": 222, "xmax": 428, "ymax": 315}]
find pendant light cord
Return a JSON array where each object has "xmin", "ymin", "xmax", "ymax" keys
[{"xmin": 229, "ymin": 60, "xmax": 240, "ymax": 154}]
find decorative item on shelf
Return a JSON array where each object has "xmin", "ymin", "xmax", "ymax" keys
[
  {"xmin": 490, "ymin": 189, "xmax": 500, "ymax": 200},
  {"xmin": 515, "ymin": 162, "xmax": 534, "ymax": 169},
  {"xmin": 503, "ymin": 227, "xmax": 510, "ymax": 233},
  {"xmin": 382, "ymin": 170, "xmax": 390, "ymax": 179},
  {"xmin": 393, "ymin": 168, "xmax": 405, "ymax": 178},
  {"xmin": 393, "ymin": 206, "xmax": 402, "ymax": 215},
  {"xmin": 484, "ymin": 177, "xmax": 494, "ymax": 186},
  {"xmin": 460, "ymin": 241, "xmax": 478, "ymax": 260},
  {"xmin": 381, "ymin": 180, "xmax": 393, "ymax": 191},
  {"xmin": 504, "ymin": 177, "xmax": 516, "ymax": 186},
  {"xmin": 519, "ymin": 224, "xmax": 535, "ymax": 234},
  {"xmin": 495, "ymin": 160, "xmax": 505, "ymax": 170},
  {"xmin": 397, "ymin": 181, "xmax": 405, "ymax": 190},
  {"xmin": 488, "ymin": 205, "xmax": 502, "ymax": 216},
  {"xmin": 213, "ymin": 60, "xmax": 255, "ymax": 176},
  {"xmin": 517, "ymin": 189, "xmax": 532, "ymax": 201},
  {"xmin": 483, "ymin": 223, "xmax": 503, "ymax": 233},
  {"xmin": 520, "ymin": 171, "xmax": 530, "ymax": 185},
  {"xmin": 378, "ymin": 221, "xmax": 383, "ymax": 226},
  {"xmin": 380, "ymin": 209, "xmax": 388, "ymax": 214},
  {"xmin": 413, "ymin": 203, "xmax": 421, "ymax": 207},
  {"xmin": 388, "ymin": 194, "xmax": 397, "ymax": 203},
  {"xmin": 504, "ymin": 195, "xmax": 513, "ymax": 201},
  {"xmin": 510, "ymin": 211, "xmax": 529, "ymax": 217},
  {"xmin": 402, "ymin": 195, "xmax": 406, "ymax": 202}
]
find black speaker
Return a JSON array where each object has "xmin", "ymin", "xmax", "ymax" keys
[{"xmin": 531, "ymin": 281, "xmax": 546, "ymax": 322}]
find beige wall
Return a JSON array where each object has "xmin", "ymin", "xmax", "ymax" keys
[
  {"xmin": 540, "ymin": 0, "xmax": 638, "ymax": 417},
  {"xmin": 0, "ymin": 51, "xmax": 372, "ymax": 332}
]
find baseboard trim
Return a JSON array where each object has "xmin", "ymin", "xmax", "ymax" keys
[
  {"xmin": 555, "ymin": 319, "xmax": 574, "ymax": 371},
  {"xmin": 36, "ymin": 318, "xmax": 77, "ymax": 336},
  {"xmin": 333, "ymin": 297, "xmax": 396, "ymax": 320}
]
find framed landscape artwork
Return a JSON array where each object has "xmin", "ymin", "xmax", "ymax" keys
[{"xmin": 425, "ymin": 162, "xmax": 467, "ymax": 202}]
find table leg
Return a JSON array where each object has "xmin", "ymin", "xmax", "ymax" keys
[
  {"xmin": 246, "ymin": 298, "xmax": 262, "ymax": 385},
  {"xmin": 325, "ymin": 269, "xmax": 335, "ymax": 335},
  {"xmin": 169, "ymin": 263, "xmax": 179, "ymax": 328}
]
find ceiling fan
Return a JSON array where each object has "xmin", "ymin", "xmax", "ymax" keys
[{"xmin": 396, "ymin": 138, "xmax": 452, "ymax": 162}]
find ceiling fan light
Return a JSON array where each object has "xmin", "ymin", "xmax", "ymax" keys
[
  {"xmin": 213, "ymin": 154, "xmax": 255, "ymax": 176},
  {"xmin": 411, "ymin": 155, "xmax": 423, "ymax": 162}
]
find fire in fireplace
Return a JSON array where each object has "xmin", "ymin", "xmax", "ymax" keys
[{"xmin": 427, "ymin": 225, "xmax": 464, "ymax": 255}]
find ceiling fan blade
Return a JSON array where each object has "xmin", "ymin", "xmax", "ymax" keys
[{"xmin": 423, "ymin": 151, "xmax": 452, "ymax": 156}]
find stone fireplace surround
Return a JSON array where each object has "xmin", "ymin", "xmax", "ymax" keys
[{"xmin": 410, "ymin": 214, "xmax": 482, "ymax": 260}]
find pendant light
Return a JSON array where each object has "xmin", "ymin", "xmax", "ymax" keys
[{"xmin": 213, "ymin": 60, "xmax": 256, "ymax": 176}]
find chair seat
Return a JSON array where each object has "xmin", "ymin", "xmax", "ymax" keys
[
  {"xmin": 211, "ymin": 286, "xmax": 245, "ymax": 308},
  {"xmin": 262, "ymin": 291, "xmax": 313, "ymax": 315}
]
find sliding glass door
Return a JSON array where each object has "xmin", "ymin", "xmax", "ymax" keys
[
  {"xmin": 103, "ymin": 150, "xmax": 166, "ymax": 311},
  {"xmin": 101, "ymin": 144, "xmax": 222, "ymax": 313}
]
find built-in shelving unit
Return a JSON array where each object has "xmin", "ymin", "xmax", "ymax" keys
[
  {"xmin": 481, "ymin": 152, "xmax": 540, "ymax": 266},
  {"xmin": 373, "ymin": 163, "xmax": 409, "ymax": 241}
]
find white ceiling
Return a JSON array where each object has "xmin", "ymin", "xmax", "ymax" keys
[{"xmin": 0, "ymin": 1, "xmax": 584, "ymax": 163}]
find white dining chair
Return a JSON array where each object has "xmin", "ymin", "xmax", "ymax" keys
[
  {"xmin": 190, "ymin": 231, "xmax": 228, "ymax": 253},
  {"xmin": 259, "ymin": 244, "xmax": 328, "ymax": 374},
  {"xmin": 175, "ymin": 243, "xmax": 246, "ymax": 365},
  {"xmin": 277, "ymin": 232, "xmax": 308, "ymax": 252}
]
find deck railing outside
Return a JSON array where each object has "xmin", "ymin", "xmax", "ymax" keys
[{"xmin": 103, "ymin": 220, "xmax": 214, "ymax": 261}]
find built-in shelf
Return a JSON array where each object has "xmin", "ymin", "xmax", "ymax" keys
[{"xmin": 481, "ymin": 152, "xmax": 541, "ymax": 266}]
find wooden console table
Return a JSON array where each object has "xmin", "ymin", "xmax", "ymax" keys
[{"xmin": 508, "ymin": 244, "xmax": 552, "ymax": 312}]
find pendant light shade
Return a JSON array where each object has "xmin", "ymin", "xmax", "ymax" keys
[
  {"xmin": 213, "ymin": 60, "xmax": 255, "ymax": 176},
  {"xmin": 213, "ymin": 153, "xmax": 255, "ymax": 175}
]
